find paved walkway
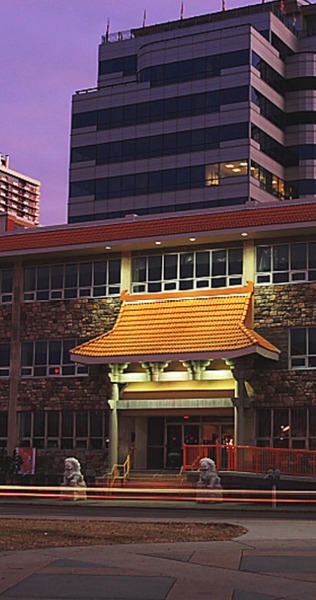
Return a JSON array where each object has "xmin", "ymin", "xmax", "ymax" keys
[{"xmin": 0, "ymin": 518, "xmax": 316, "ymax": 599}]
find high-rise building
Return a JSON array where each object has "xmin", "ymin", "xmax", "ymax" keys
[
  {"xmin": 0, "ymin": 155, "xmax": 41, "ymax": 226},
  {"xmin": 69, "ymin": 0, "xmax": 316, "ymax": 224}
]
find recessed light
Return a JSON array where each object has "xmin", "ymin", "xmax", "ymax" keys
[
  {"xmin": 155, "ymin": 241, "xmax": 161, "ymax": 245},
  {"xmin": 240, "ymin": 162, "xmax": 248, "ymax": 166},
  {"xmin": 189, "ymin": 237, "xmax": 196, "ymax": 242},
  {"xmin": 106, "ymin": 246, "xmax": 112, "ymax": 249},
  {"xmin": 241, "ymin": 232, "xmax": 248, "ymax": 237},
  {"xmin": 232, "ymin": 168, "xmax": 241, "ymax": 172},
  {"xmin": 225, "ymin": 164, "xmax": 234, "ymax": 168}
]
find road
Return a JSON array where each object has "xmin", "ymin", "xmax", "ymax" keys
[{"xmin": 1, "ymin": 502, "xmax": 316, "ymax": 520}]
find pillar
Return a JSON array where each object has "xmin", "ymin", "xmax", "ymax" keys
[
  {"xmin": 108, "ymin": 383, "xmax": 119, "ymax": 469},
  {"xmin": 7, "ymin": 261, "xmax": 22, "ymax": 454}
]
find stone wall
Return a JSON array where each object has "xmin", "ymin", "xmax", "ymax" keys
[
  {"xmin": 0, "ymin": 305, "xmax": 12, "ymax": 342},
  {"xmin": 20, "ymin": 297, "xmax": 121, "ymax": 340},
  {"xmin": 253, "ymin": 283, "xmax": 316, "ymax": 408}
]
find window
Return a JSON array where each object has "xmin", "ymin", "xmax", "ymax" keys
[
  {"xmin": 256, "ymin": 408, "xmax": 316, "ymax": 449},
  {"xmin": 252, "ymin": 52, "xmax": 285, "ymax": 96},
  {"xmin": 139, "ymin": 49, "xmax": 248, "ymax": 88},
  {"xmin": 0, "ymin": 269, "xmax": 13, "ymax": 303},
  {"xmin": 90, "ymin": 87, "xmax": 247, "ymax": 133},
  {"xmin": 250, "ymin": 161, "xmax": 297, "ymax": 201},
  {"xmin": 256, "ymin": 242, "xmax": 316, "ymax": 285},
  {"xmin": 23, "ymin": 260, "xmax": 121, "ymax": 302},
  {"xmin": 99, "ymin": 55, "xmax": 137, "ymax": 77},
  {"xmin": 0, "ymin": 343, "xmax": 10, "ymax": 377},
  {"xmin": 18, "ymin": 410, "xmax": 108, "ymax": 450},
  {"xmin": 290, "ymin": 327, "xmax": 316, "ymax": 368},
  {"xmin": 251, "ymin": 88, "xmax": 285, "ymax": 130},
  {"xmin": 251, "ymin": 125, "xmax": 298, "ymax": 167},
  {"xmin": 21, "ymin": 340, "xmax": 88, "ymax": 377},
  {"xmin": 132, "ymin": 248, "xmax": 243, "ymax": 293},
  {"xmin": 0, "ymin": 412, "xmax": 7, "ymax": 447}
]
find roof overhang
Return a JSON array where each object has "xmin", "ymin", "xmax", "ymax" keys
[{"xmin": 72, "ymin": 345, "xmax": 279, "ymax": 365}]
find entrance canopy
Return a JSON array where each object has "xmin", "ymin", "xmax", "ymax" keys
[{"xmin": 70, "ymin": 281, "xmax": 279, "ymax": 364}]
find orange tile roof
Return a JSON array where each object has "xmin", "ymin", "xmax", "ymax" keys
[
  {"xmin": 0, "ymin": 202, "xmax": 316, "ymax": 253},
  {"xmin": 71, "ymin": 282, "xmax": 279, "ymax": 363}
]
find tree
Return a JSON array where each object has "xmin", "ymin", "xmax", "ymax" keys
[{"xmin": 0, "ymin": 449, "xmax": 23, "ymax": 484}]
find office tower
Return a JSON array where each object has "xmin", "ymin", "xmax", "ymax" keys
[{"xmin": 69, "ymin": 0, "xmax": 314, "ymax": 224}]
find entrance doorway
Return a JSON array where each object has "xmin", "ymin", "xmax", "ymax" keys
[
  {"xmin": 146, "ymin": 416, "xmax": 234, "ymax": 470},
  {"xmin": 166, "ymin": 423, "xmax": 199, "ymax": 468}
]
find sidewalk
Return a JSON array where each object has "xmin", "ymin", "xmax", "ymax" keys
[{"xmin": 0, "ymin": 516, "xmax": 316, "ymax": 599}]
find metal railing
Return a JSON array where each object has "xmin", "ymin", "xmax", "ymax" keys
[
  {"xmin": 183, "ymin": 444, "xmax": 316, "ymax": 478},
  {"xmin": 107, "ymin": 454, "xmax": 131, "ymax": 486}
]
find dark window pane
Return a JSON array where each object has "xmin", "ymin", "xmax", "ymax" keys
[
  {"xmin": 65, "ymin": 264, "xmax": 78, "ymax": 288},
  {"xmin": 63, "ymin": 340, "xmax": 76, "ymax": 365},
  {"xmin": 79, "ymin": 263, "xmax": 92, "ymax": 288},
  {"xmin": 310, "ymin": 408, "xmax": 316, "ymax": 437},
  {"xmin": 94, "ymin": 261, "xmax": 107, "ymax": 286},
  {"xmin": 47, "ymin": 412, "xmax": 59, "ymax": 437},
  {"xmin": 180, "ymin": 254, "xmax": 194, "ymax": 279},
  {"xmin": 309, "ymin": 328, "xmax": 316, "ymax": 355},
  {"xmin": 291, "ymin": 409, "xmax": 306, "ymax": 437},
  {"xmin": 1, "ymin": 270, "xmax": 13, "ymax": 294},
  {"xmin": 109, "ymin": 260, "xmax": 121, "ymax": 285},
  {"xmin": 24, "ymin": 268, "xmax": 36, "ymax": 292},
  {"xmin": 309, "ymin": 242, "xmax": 316, "ymax": 270},
  {"xmin": 136, "ymin": 137, "xmax": 149, "ymax": 159},
  {"xmin": 212, "ymin": 250, "xmax": 226, "ymax": 276},
  {"xmin": 133, "ymin": 257, "xmax": 146, "ymax": 282},
  {"xmin": 196, "ymin": 252, "xmax": 210, "ymax": 278},
  {"xmin": 48, "ymin": 341, "xmax": 61, "ymax": 365},
  {"xmin": 228, "ymin": 248, "xmax": 243, "ymax": 275},
  {"xmin": 90, "ymin": 410, "xmax": 103, "ymax": 437},
  {"xmin": 20, "ymin": 412, "xmax": 31, "ymax": 438},
  {"xmin": 256, "ymin": 409, "xmax": 271, "ymax": 437},
  {"xmin": 62, "ymin": 412, "xmax": 73, "ymax": 437},
  {"xmin": 273, "ymin": 408, "xmax": 289, "ymax": 438},
  {"xmin": 257, "ymin": 247, "xmax": 271, "ymax": 272},
  {"xmin": 273, "ymin": 245, "xmax": 289, "ymax": 271},
  {"xmin": 291, "ymin": 329, "xmax": 306, "ymax": 356},
  {"xmin": 71, "ymin": 145, "xmax": 96, "ymax": 163},
  {"xmin": 291, "ymin": 244, "xmax": 306, "ymax": 270},
  {"xmin": 0, "ymin": 412, "xmax": 8, "ymax": 438},
  {"xmin": 21, "ymin": 342, "xmax": 33, "ymax": 367},
  {"xmin": 35, "ymin": 342, "xmax": 47, "ymax": 366},
  {"xmin": 76, "ymin": 412, "xmax": 88, "ymax": 437},
  {"xmin": 148, "ymin": 256, "xmax": 162, "ymax": 281},
  {"xmin": 164, "ymin": 255, "xmax": 177, "ymax": 280},
  {"xmin": 51, "ymin": 265, "xmax": 64, "ymax": 289},
  {"xmin": 0, "ymin": 343, "xmax": 10, "ymax": 368},
  {"xmin": 34, "ymin": 411, "xmax": 45, "ymax": 437}
]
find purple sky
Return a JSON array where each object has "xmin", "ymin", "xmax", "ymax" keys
[{"xmin": 1, "ymin": 0, "xmax": 263, "ymax": 226}]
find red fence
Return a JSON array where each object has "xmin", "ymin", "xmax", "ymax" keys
[{"xmin": 183, "ymin": 444, "xmax": 316, "ymax": 478}]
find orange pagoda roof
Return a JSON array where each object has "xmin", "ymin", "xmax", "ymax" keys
[{"xmin": 70, "ymin": 282, "xmax": 279, "ymax": 364}]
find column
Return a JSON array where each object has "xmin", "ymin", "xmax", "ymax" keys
[
  {"xmin": 7, "ymin": 260, "xmax": 22, "ymax": 454},
  {"xmin": 108, "ymin": 383, "xmax": 119, "ymax": 469},
  {"xmin": 226, "ymin": 356, "xmax": 254, "ymax": 447}
]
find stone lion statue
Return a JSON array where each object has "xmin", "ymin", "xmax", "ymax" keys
[
  {"xmin": 196, "ymin": 458, "xmax": 222, "ymax": 502},
  {"xmin": 61, "ymin": 457, "xmax": 87, "ymax": 500}
]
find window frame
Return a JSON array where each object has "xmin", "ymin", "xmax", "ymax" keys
[
  {"xmin": 132, "ymin": 248, "xmax": 243, "ymax": 294},
  {"xmin": 21, "ymin": 339, "xmax": 89, "ymax": 377},
  {"xmin": 23, "ymin": 259, "xmax": 121, "ymax": 302}
]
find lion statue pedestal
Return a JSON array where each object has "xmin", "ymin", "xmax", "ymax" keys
[
  {"xmin": 60, "ymin": 457, "xmax": 87, "ymax": 500},
  {"xmin": 196, "ymin": 458, "xmax": 223, "ymax": 503}
]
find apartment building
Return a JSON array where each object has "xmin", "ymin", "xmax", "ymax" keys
[{"xmin": 0, "ymin": 155, "xmax": 41, "ymax": 226}]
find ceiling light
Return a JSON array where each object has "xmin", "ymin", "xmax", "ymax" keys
[
  {"xmin": 189, "ymin": 237, "xmax": 196, "ymax": 242},
  {"xmin": 155, "ymin": 241, "xmax": 162, "ymax": 245},
  {"xmin": 106, "ymin": 246, "xmax": 112, "ymax": 249},
  {"xmin": 240, "ymin": 162, "xmax": 248, "ymax": 166},
  {"xmin": 232, "ymin": 168, "xmax": 241, "ymax": 172},
  {"xmin": 225, "ymin": 164, "xmax": 234, "ymax": 168},
  {"xmin": 241, "ymin": 232, "xmax": 248, "ymax": 237}
]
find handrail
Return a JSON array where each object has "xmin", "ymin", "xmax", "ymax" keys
[{"xmin": 107, "ymin": 454, "xmax": 131, "ymax": 486}]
